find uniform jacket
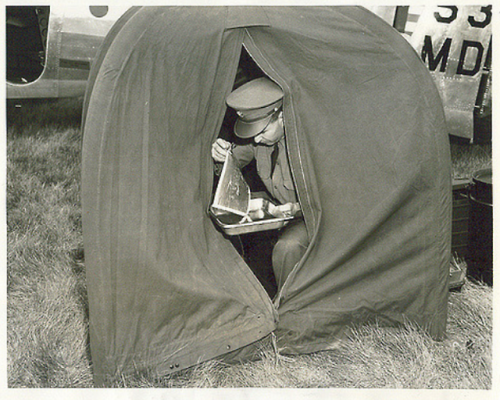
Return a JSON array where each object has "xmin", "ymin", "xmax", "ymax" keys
[{"xmin": 231, "ymin": 136, "xmax": 297, "ymax": 204}]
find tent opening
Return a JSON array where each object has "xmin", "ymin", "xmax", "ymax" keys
[{"xmin": 211, "ymin": 47, "xmax": 295, "ymax": 298}]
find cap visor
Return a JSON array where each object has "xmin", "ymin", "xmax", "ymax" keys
[{"xmin": 234, "ymin": 114, "xmax": 273, "ymax": 139}]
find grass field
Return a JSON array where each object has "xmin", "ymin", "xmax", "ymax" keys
[{"xmin": 6, "ymin": 98, "xmax": 493, "ymax": 389}]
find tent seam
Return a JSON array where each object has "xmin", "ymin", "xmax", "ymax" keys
[
  {"xmin": 243, "ymin": 29, "xmax": 318, "ymax": 232},
  {"xmin": 243, "ymin": 27, "xmax": 320, "ymax": 305}
]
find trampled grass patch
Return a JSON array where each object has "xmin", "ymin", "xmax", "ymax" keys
[{"xmin": 6, "ymin": 98, "xmax": 493, "ymax": 388}]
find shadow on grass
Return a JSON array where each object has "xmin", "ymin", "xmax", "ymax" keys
[{"xmin": 7, "ymin": 97, "xmax": 84, "ymax": 137}]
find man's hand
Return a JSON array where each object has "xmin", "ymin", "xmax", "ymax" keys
[
  {"xmin": 211, "ymin": 138, "xmax": 232, "ymax": 163},
  {"xmin": 272, "ymin": 202, "xmax": 301, "ymax": 217}
]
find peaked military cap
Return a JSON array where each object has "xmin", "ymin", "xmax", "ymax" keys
[{"xmin": 226, "ymin": 77, "xmax": 283, "ymax": 138}]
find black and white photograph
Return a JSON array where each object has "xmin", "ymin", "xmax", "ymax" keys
[{"xmin": 2, "ymin": 2, "xmax": 496, "ymax": 398}]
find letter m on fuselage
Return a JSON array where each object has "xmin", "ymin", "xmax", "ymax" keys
[{"xmin": 421, "ymin": 35, "xmax": 452, "ymax": 72}]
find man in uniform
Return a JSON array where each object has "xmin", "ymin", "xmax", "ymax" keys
[{"xmin": 211, "ymin": 77, "xmax": 309, "ymax": 288}]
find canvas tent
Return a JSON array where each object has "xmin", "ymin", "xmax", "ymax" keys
[{"xmin": 82, "ymin": 6, "xmax": 452, "ymax": 386}]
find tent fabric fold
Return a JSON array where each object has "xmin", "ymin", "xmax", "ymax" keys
[{"xmin": 82, "ymin": 6, "xmax": 451, "ymax": 385}]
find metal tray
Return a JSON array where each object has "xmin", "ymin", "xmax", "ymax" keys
[{"xmin": 210, "ymin": 197, "xmax": 295, "ymax": 235}]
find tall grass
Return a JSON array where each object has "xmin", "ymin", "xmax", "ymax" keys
[
  {"xmin": 7, "ymin": 98, "xmax": 92, "ymax": 387},
  {"xmin": 450, "ymin": 138, "xmax": 492, "ymax": 179},
  {"xmin": 6, "ymin": 98, "xmax": 493, "ymax": 388}
]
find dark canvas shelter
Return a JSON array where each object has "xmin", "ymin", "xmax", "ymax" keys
[{"xmin": 82, "ymin": 6, "xmax": 452, "ymax": 386}]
